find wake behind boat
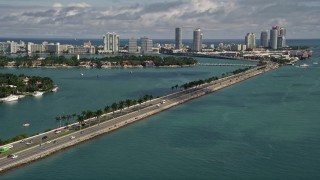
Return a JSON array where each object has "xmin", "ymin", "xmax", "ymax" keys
[
  {"xmin": 51, "ymin": 86, "xmax": 59, "ymax": 92},
  {"xmin": 299, "ymin": 63, "xmax": 309, "ymax": 68},
  {"xmin": 1, "ymin": 95, "xmax": 19, "ymax": 102}
]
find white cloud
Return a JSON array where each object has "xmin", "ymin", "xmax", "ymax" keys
[{"xmin": 0, "ymin": 0, "xmax": 319, "ymax": 38}]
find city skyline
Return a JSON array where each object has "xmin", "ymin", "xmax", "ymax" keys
[{"xmin": 0, "ymin": 0, "xmax": 319, "ymax": 39}]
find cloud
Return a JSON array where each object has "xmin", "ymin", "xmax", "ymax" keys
[{"xmin": 0, "ymin": 0, "xmax": 319, "ymax": 39}]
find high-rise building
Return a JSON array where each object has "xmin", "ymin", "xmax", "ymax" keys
[
  {"xmin": 260, "ymin": 31, "xmax": 268, "ymax": 48},
  {"xmin": 193, "ymin": 28, "xmax": 202, "ymax": 52},
  {"xmin": 270, "ymin": 28, "xmax": 278, "ymax": 50},
  {"xmin": 270, "ymin": 26, "xmax": 287, "ymax": 49},
  {"xmin": 245, "ymin": 33, "xmax": 256, "ymax": 50},
  {"xmin": 128, "ymin": 37, "xmax": 137, "ymax": 54},
  {"xmin": 278, "ymin": 27, "xmax": 286, "ymax": 48},
  {"xmin": 175, "ymin": 27, "xmax": 182, "ymax": 49},
  {"xmin": 140, "ymin": 37, "xmax": 153, "ymax": 54},
  {"xmin": 103, "ymin": 32, "xmax": 119, "ymax": 53}
]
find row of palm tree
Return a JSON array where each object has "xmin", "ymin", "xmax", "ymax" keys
[
  {"xmin": 171, "ymin": 76, "xmax": 220, "ymax": 91},
  {"xmin": 54, "ymin": 94, "xmax": 154, "ymax": 130}
]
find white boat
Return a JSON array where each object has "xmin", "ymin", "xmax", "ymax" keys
[
  {"xmin": 313, "ymin": 62, "xmax": 318, "ymax": 65},
  {"xmin": 300, "ymin": 63, "xmax": 309, "ymax": 68},
  {"xmin": 23, "ymin": 123, "xmax": 30, "ymax": 127},
  {"xmin": 51, "ymin": 86, "xmax": 59, "ymax": 92},
  {"xmin": 33, "ymin": 91, "xmax": 44, "ymax": 97},
  {"xmin": 2, "ymin": 95, "xmax": 19, "ymax": 102},
  {"xmin": 80, "ymin": 73, "xmax": 84, "ymax": 76}
]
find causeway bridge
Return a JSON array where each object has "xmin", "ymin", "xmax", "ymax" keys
[{"xmin": 198, "ymin": 63, "xmax": 257, "ymax": 67}]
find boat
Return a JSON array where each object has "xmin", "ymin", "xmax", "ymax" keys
[
  {"xmin": 2, "ymin": 95, "xmax": 19, "ymax": 102},
  {"xmin": 23, "ymin": 123, "xmax": 30, "ymax": 127},
  {"xmin": 80, "ymin": 73, "xmax": 84, "ymax": 76},
  {"xmin": 300, "ymin": 63, "xmax": 309, "ymax": 68},
  {"xmin": 51, "ymin": 86, "xmax": 59, "ymax": 92},
  {"xmin": 313, "ymin": 62, "xmax": 318, "ymax": 65},
  {"xmin": 33, "ymin": 91, "xmax": 44, "ymax": 97}
]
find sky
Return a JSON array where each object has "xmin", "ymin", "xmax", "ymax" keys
[{"xmin": 0, "ymin": 0, "xmax": 319, "ymax": 39}]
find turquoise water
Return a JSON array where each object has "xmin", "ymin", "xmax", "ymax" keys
[
  {"xmin": 1, "ymin": 48, "xmax": 320, "ymax": 179},
  {"xmin": 0, "ymin": 58, "xmax": 251, "ymax": 139}
]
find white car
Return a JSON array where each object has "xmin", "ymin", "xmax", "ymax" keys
[
  {"xmin": 70, "ymin": 136, "xmax": 75, "ymax": 140},
  {"xmin": 7, "ymin": 154, "xmax": 18, "ymax": 159}
]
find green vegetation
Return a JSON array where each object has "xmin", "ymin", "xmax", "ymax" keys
[
  {"xmin": 176, "ymin": 67, "xmax": 251, "ymax": 90},
  {"xmin": 269, "ymin": 57, "xmax": 290, "ymax": 65},
  {"xmin": 0, "ymin": 73, "xmax": 55, "ymax": 98},
  {"xmin": 0, "ymin": 55, "xmax": 197, "ymax": 68},
  {"xmin": 54, "ymin": 94, "xmax": 154, "ymax": 129},
  {"xmin": 0, "ymin": 134, "xmax": 28, "ymax": 146}
]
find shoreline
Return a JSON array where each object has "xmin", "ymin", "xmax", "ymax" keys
[{"xmin": 0, "ymin": 63, "xmax": 278, "ymax": 174}]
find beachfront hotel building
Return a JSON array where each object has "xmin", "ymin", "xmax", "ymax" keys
[
  {"xmin": 245, "ymin": 33, "xmax": 256, "ymax": 50},
  {"xmin": 193, "ymin": 28, "xmax": 202, "ymax": 52},
  {"xmin": 128, "ymin": 37, "xmax": 138, "ymax": 54},
  {"xmin": 175, "ymin": 27, "xmax": 182, "ymax": 49},
  {"xmin": 260, "ymin": 31, "xmax": 268, "ymax": 48},
  {"xmin": 103, "ymin": 32, "xmax": 119, "ymax": 53}
]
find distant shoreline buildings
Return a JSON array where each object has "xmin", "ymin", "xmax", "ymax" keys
[{"xmin": 0, "ymin": 25, "xmax": 289, "ymax": 55}]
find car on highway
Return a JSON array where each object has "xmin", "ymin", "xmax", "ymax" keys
[
  {"xmin": 7, "ymin": 154, "xmax": 18, "ymax": 159},
  {"xmin": 70, "ymin": 136, "xmax": 75, "ymax": 140},
  {"xmin": 54, "ymin": 130, "xmax": 62, "ymax": 134}
]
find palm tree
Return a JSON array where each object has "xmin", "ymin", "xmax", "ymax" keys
[
  {"xmin": 118, "ymin": 101, "xmax": 125, "ymax": 112},
  {"xmin": 132, "ymin": 100, "xmax": 137, "ymax": 106},
  {"xmin": 175, "ymin": 84, "xmax": 178, "ymax": 90},
  {"xmin": 61, "ymin": 115, "xmax": 67, "ymax": 127},
  {"xmin": 125, "ymin": 99, "xmax": 132, "ymax": 109},
  {"xmin": 95, "ymin": 109, "xmax": 103, "ymax": 125},
  {"xmin": 81, "ymin": 111, "xmax": 87, "ymax": 118},
  {"xmin": 55, "ymin": 116, "xmax": 61, "ymax": 128},
  {"xmin": 104, "ymin": 105, "xmax": 110, "ymax": 113},
  {"xmin": 65, "ymin": 114, "xmax": 71, "ymax": 126},
  {"xmin": 171, "ymin": 86, "xmax": 174, "ymax": 92},
  {"xmin": 138, "ymin": 98, "xmax": 143, "ymax": 106},
  {"xmin": 72, "ymin": 113, "xmax": 77, "ymax": 123},
  {"xmin": 148, "ymin": 94, "xmax": 153, "ymax": 102},
  {"xmin": 111, "ymin": 102, "xmax": 118, "ymax": 114},
  {"xmin": 77, "ymin": 115, "xmax": 84, "ymax": 132},
  {"xmin": 143, "ymin": 95, "xmax": 149, "ymax": 105},
  {"xmin": 85, "ymin": 110, "xmax": 94, "ymax": 127}
]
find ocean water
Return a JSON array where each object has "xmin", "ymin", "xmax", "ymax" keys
[{"xmin": 0, "ymin": 40, "xmax": 320, "ymax": 179}]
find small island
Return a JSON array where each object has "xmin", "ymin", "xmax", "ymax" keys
[
  {"xmin": 0, "ymin": 73, "xmax": 56, "ymax": 102},
  {"xmin": 0, "ymin": 55, "xmax": 198, "ymax": 68}
]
